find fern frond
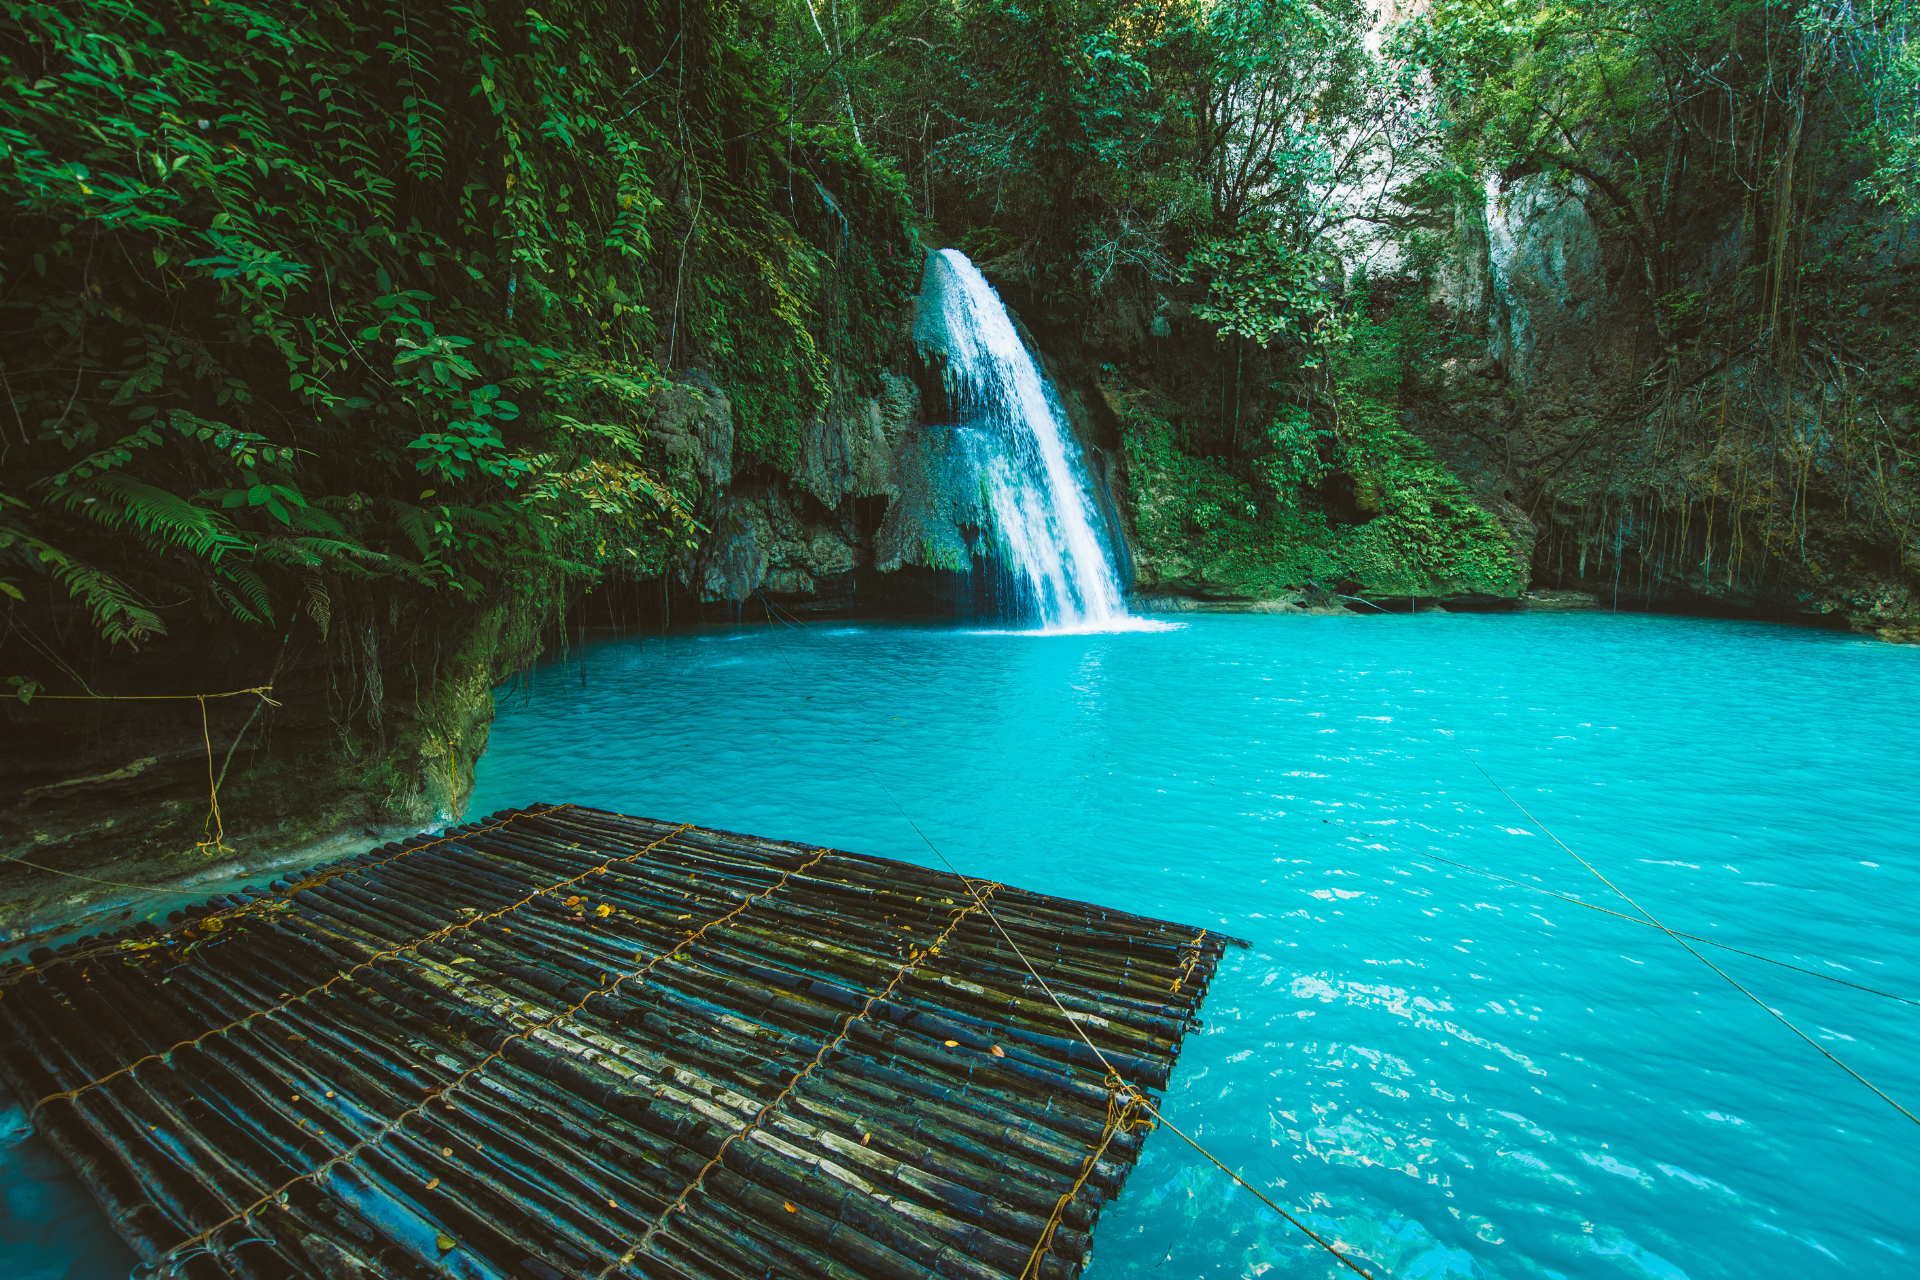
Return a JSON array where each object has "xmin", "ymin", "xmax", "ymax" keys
[
  {"xmin": 0, "ymin": 525, "xmax": 166, "ymax": 644},
  {"xmin": 209, "ymin": 564, "xmax": 275, "ymax": 625},
  {"xmin": 385, "ymin": 499, "xmax": 435, "ymax": 557},
  {"xmin": 287, "ymin": 505, "xmax": 349, "ymax": 537},
  {"xmin": 225, "ymin": 565, "xmax": 274, "ymax": 623},
  {"xmin": 304, "ymin": 572, "xmax": 330, "ymax": 641},
  {"xmin": 53, "ymin": 474, "xmax": 248, "ymax": 562},
  {"xmin": 208, "ymin": 579, "xmax": 265, "ymax": 626},
  {"xmin": 258, "ymin": 535, "xmax": 394, "ymax": 566}
]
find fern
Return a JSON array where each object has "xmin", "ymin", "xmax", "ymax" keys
[
  {"xmin": 49, "ymin": 474, "xmax": 249, "ymax": 563},
  {"xmin": 0, "ymin": 525, "xmax": 167, "ymax": 645},
  {"xmin": 0, "ymin": 0, "xmax": 914, "ymax": 656},
  {"xmin": 222, "ymin": 566, "xmax": 275, "ymax": 625}
]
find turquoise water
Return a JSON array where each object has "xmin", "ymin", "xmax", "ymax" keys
[
  {"xmin": 468, "ymin": 611, "xmax": 1919, "ymax": 1279},
  {"xmin": 0, "ymin": 1104, "xmax": 141, "ymax": 1279},
  {"xmin": 6, "ymin": 611, "xmax": 1916, "ymax": 1278}
]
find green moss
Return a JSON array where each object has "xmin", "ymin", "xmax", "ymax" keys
[{"xmin": 1111, "ymin": 282, "xmax": 1521, "ymax": 598}]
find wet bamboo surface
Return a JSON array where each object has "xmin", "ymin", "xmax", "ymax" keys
[{"xmin": 0, "ymin": 805, "xmax": 1241, "ymax": 1280}]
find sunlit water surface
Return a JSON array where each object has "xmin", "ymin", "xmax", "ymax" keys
[{"xmin": 8, "ymin": 611, "xmax": 1915, "ymax": 1278}]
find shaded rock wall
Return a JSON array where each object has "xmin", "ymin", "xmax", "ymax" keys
[
  {"xmin": 1413, "ymin": 171, "xmax": 1920, "ymax": 640},
  {"xmin": 0, "ymin": 593, "xmax": 552, "ymax": 941}
]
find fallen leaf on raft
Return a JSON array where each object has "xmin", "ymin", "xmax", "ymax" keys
[
  {"xmin": 426, "ymin": 1178, "xmax": 440, "ymax": 1190},
  {"xmin": 565, "ymin": 896, "xmax": 582, "ymax": 907},
  {"xmin": 595, "ymin": 904, "xmax": 613, "ymax": 918},
  {"xmin": 441, "ymin": 1147, "xmax": 453, "ymax": 1156},
  {"xmin": 860, "ymin": 1133, "xmax": 871, "ymax": 1145},
  {"xmin": 435, "ymin": 1234, "xmax": 456, "ymax": 1252},
  {"xmin": 287, "ymin": 1035, "xmax": 308, "ymax": 1041},
  {"xmin": 783, "ymin": 1201, "xmax": 798, "ymax": 1213},
  {"xmin": 676, "ymin": 914, "xmax": 691, "ymax": 920},
  {"xmin": 989, "ymin": 1045, "xmax": 1006, "ymax": 1057},
  {"xmin": 943, "ymin": 1040, "xmax": 959, "ymax": 1048}
]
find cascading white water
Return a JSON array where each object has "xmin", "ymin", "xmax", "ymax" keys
[{"xmin": 914, "ymin": 249, "xmax": 1131, "ymax": 631}]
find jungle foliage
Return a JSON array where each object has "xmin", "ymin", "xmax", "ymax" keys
[
  {"xmin": 9, "ymin": 0, "xmax": 1920, "ymax": 661},
  {"xmin": 0, "ymin": 0, "xmax": 912, "ymax": 674},
  {"xmin": 770, "ymin": 0, "xmax": 1515, "ymax": 591},
  {"xmin": 1402, "ymin": 0, "xmax": 1920, "ymax": 588},
  {"xmin": 779, "ymin": 0, "xmax": 1920, "ymax": 598}
]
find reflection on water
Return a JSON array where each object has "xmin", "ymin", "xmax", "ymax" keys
[
  {"xmin": 1, "ymin": 1106, "xmax": 138, "ymax": 1280},
  {"xmin": 5, "ymin": 611, "xmax": 1916, "ymax": 1279},
  {"xmin": 471, "ymin": 611, "xmax": 1919, "ymax": 1279}
]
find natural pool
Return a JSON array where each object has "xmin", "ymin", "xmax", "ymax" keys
[{"xmin": 7, "ymin": 610, "xmax": 1917, "ymax": 1278}]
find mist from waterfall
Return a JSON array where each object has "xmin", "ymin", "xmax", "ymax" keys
[{"xmin": 914, "ymin": 249, "xmax": 1136, "ymax": 631}]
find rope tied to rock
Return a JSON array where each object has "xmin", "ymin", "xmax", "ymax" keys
[{"xmin": 16, "ymin": 684, "xmax": 280, "ymax": 855}]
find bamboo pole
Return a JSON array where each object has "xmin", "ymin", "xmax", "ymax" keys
[{"xmin": 4, "ymin": 806, "xmax": 1235, "ymax": 1280}]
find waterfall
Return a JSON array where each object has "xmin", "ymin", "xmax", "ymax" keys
[{"xmin": 914, "ymin": 249, "xmax": 1132, "ymax": 631}]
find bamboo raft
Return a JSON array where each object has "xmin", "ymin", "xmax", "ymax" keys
[{"xmin": 0, "ymin": 805, "xmax": 1241, "ymax": 1280}]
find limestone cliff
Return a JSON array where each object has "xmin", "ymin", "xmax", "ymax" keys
[{"xmin": 1415, "ymin": 172, "xmax": 1920, "ymax": 641}]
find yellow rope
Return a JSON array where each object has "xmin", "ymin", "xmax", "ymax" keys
[
  {"xmin": 30, "ymin": 686, "xmax": 280, "ymax": 703},
  {"xmin": 24, "ymin": 685, "xmax": 280, "ymax": 857},
  {"xmin": 142, "ymin": 844, "xmax": 832, "ymax": 1270},
  {"xmin": 30, "ymin": 810, "xmax": 676, "ymax": 1113},
  {"xmin": 757, "ymin": 605, "xmax": 1376, "ymax": 1277},
  {"xmin": 606, "ymin": 881, "xmax": 1000, "ymax": 1278},
  {"xmin": 1019, "ymin": 1077, "xmax": 1152, "ymax": 1279},
  {"xmin": 0, "ymin": 855, "xmax": 221, "ymax": 898},
  {"xmin": 936, "ymin": 860, "xmax": 1379, "ymax": 1279},
  {"xmin": 1170, "ymin": 927, "xmax": 1208, "ymax": 993},
  {"xmin": 1456, "ymin": 749, "xmax": 1920, "ymax": 1128},
  {"xmin": 195, "ymin": 696, "xmax": 227, "ymax": 852}
]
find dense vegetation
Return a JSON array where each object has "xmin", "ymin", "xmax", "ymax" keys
[
  {"xmin": 838, "ymin": 0, "xmax": 1530, "ymax": 595},
  {"xmin": 0, "ymin": 0, "xmax": 911, "ymax": 692},
  {"xmin": 817, "ymin": 0, "xmax": 1920, "ymax": 602},
  {"xmin": 7, "ymin": 0, "xmax": 1920, "ymax": 672},
  {"xmin": 1410, "ymin": 0, "xmax": 1920, "ymax": 602}
]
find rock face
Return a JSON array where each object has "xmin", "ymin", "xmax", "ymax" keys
[
  {"xmin": 675, "ymin": 371, "xmax": 936, "ymax": 609},
  {"xmin": 1484, "ymin": 175, "xmax": 1636, "ymax": 398},
  {"xmin": 1410, "ymin": 171, "xmax": 1920, "ymax": 641},
  {"xmin": 873, "ymin": 425, "xmax": 994, "ymax": 574},
  {"xmin": 0, "ymin": 594, "xmax": 549, "ymax": 943},
  {"xmin": 651, "ymin": 371, "xmax": 735, "ymax": 489},
  {"xmin": 671, "ymin": 292, "xmax": 1143, "ymax": 616}
]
